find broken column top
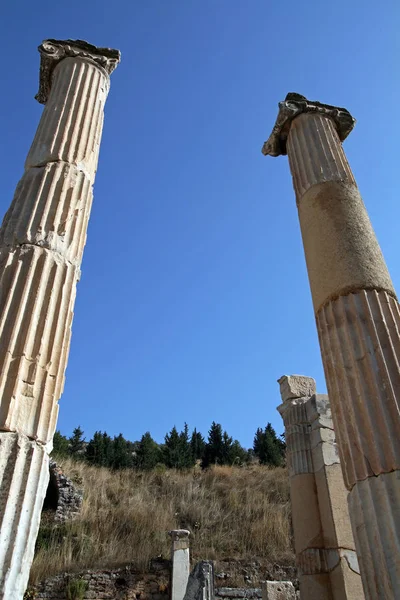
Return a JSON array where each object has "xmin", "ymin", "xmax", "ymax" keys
[
  {"xmin": 261, "ymin": 93, "xmax": 355, "ymax": 158},
  {"xmin": 169, "ymin": 529, "xmax": 191, "ymax": 541},
  {"xmin": 278, "ymin": 374, "xmax": 316, "ymax": 402},
  {"xmin": 36, "ymin": 38, "xmax": 121, "ymax": 104}
]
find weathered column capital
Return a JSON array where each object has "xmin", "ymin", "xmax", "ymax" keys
[
  {"xmin": 36, "ymin": 38, "xmax": 121, "ymax": 104},
  {"xmin": 261, "ymin": 93, "xmax": 355, "ymax": 157},
  {"xmin": 169, "ymin": 529, "xmax": 191, "ymax": 542}
]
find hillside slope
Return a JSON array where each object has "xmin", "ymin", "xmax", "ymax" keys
[{"xmin": 31, "ymin": 460, "xmax": 294, "ymax": 585}]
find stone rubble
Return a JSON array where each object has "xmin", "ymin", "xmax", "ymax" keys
[{"xmin": 42, "ymin": 461, "xmax": 83, "ymax": 522}]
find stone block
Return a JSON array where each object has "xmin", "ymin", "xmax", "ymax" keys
[
  {"xmin": 290, "ymin": 473, "xmax": 323, "ymax": 553},
  {"xmin": 299, "ymin": 573, "xmax": 332, "ymax": 600},
  {"xmin": 329, "ymin": 553, "xmax": 363, "ymax": 600},
  {"xmin": 307, "ymin": 394, "xmax": 332, "ymax": 429},
  {"xmin": 314, "ymin": 463, "xmax": 354, "ymax": 549},
  {"xmin": 278, "ymin": 375, "xmax": 316, "ymax": 402},
  {"xmin": 262, "ymin": 581, "xmax": 295, "ymax": 600},
  {"xmin": 215, "ymin": 589, "xmax": 261, "ymax": 599},
  {"xmin": 309, "ymin": 424, "xmax": 335, "ymax": 451},
  {"xmin": 311, "ymin": 436, "xmax": 340, "ymax": 473}
]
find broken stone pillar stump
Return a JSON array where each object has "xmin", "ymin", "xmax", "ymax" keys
[
  {"xmin": 264, "ymin": 94, "xmax": 400, "ymax": 599},
  {"xmin": 0, "ymin": 39, "xmax": 120, "ymax": 600},
  {"xmin": 169, "ymin": 529, "xmax": 191, "ymax": 600},
  {"xmin": 277, "ymin": 376, "xmax": 330, "ymax": 600},
  {"xmin": 277, "ymin": 375, "xmax": 364, "ymax": 600},
  {"xmin": 183, "ymin": 561, "xmax": 214, "ymax": 600},
  {"xmin": 262, "ymin": 581, "xmax": 295, "ymax": 600}
]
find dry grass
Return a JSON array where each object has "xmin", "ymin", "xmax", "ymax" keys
[{"xmin": 30, "ymin": 460, "xmax": 294, "ymax": 584}]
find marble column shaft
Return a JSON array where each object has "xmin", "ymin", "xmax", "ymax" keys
[
  {"xmin": 169, "ymin": 529, "xmax": 191, "ymax": 600},
  {"xmin": 277, "ymin": 375, "xmax": 363, "ymax": 600},
  {"xmin": 0, "ymin": 39, "xmax": 120, "ymax": 599},
  {"xmin": 263, "ymin": 94, "xmax": 400, "ymax": 599}
]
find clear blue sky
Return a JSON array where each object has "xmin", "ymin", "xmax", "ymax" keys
[{"xmin": 1, "ymin": 1, "xmax": 399, "ymax": 448}]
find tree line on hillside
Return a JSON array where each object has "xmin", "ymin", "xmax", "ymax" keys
[{"xmin": 53, "ymin": 422, "xmax": 285, "ymax": 470}]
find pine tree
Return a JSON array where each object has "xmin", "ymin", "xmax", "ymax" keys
[
  {"xmin": 112, "ymin": 433, "xmax": 133, "ymax": 469},
  {"xmin": 164, "ymin": 424, "xmax": 195, "ymax": 469},
  {"xmin": 190, "ymin": 428, "xmax": 205, "ymax": 462},
  {"xmin": 253, "ymin": 423, "xmax": 284, "ymax": 467},
  {"xmin": 101, "ymin": 432, "xmax": 114, "ymax": 467},
  {"xmin": 202, "ymin": 422, "xmax": 224, "ymax": 468},
  {"xmin": 52, "ymin": 430, "xmax": 69, "ymax": 457},
  {"xmin": 68, "ymin": 426, "xmax": 85, "ymax": 458},
  {"xmin": 86, "ymin": 431, "xmax": 105, "ymax": 466},
  {"xmin": 164, "ymin": 426, "xmax": 182, "ymax": 468},
  {"xmin": 228, "ymin": 440, "xmax": 249, "ymax": 466},
  {"xmin": 253, "ymin": 427, "xmax": 264, "ymax": 458},
  {"xmin": 134, "ymin": 432, "xmax": 163, "ymax": 470},
  {"xmin": 179, "ymin": 423, "xmax": 195, "ymax": 468},
  {"xmin": 221, "ymin": 430, "xmax": 233, "ymax": 464}
]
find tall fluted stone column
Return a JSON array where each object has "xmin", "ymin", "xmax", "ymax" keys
[
  {"xmin": 262, "ymin": 94, "xmax": 400, "ymax": 599},
  {"xmin": 0, "ymin": 39, "xmax": 120, "ymax": 599},
  {"xmin": 277, "ymin": 375, "xmax": 363, "ymax": 600}
]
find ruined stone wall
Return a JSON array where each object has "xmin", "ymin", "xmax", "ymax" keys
[
  {"xmin": 215, "ymin": 586, "xmax": 298, "ymax": 600},
  {"xmin": 29, "ymin": 560, "xmax": 170, "ymax": 600},
  {"xmin": 30, "ymin": 564, "xmax": 300, "ymax": 600},
  {"xmin": 42, "ymin": 461, "xmax": 83, "ymax": 522},
  {"xmin": 215, "ymin": 587, "xmax": 263, "ymax": 600},
  {"xmin": 214, "ymin": 561, "xmax": 296, "ymax": 588}
]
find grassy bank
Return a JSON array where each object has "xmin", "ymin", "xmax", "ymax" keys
[{"xmin": 31, "ymin": 460, "xmax": 293, "ymax": 584}]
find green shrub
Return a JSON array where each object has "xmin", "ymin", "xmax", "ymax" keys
[{"xmin": 66, "ymin": 577, "xmax": 88, "ymax": 600}]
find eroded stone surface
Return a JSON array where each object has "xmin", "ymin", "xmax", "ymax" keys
[
  {"xmin": 0, "ymin": 433, "xmax": 49, "ymax": 599},
  {"xmin": 349, "ymin": 471, "xmax": 400, "ymax": 598},
  {"xmin": 262, "ymin": 581, "xmax": 295, "ymax": 600},
  {"xmin": 261, "ymin": 93, "xmax": 355, "ymax": 157},
  {"xmin": 42, "ymin": 460, "xmax": 83, "ymax": 522},
  {"xmin": 36, "ymin": 39, "xmax": 120, "ymax": 104},
  {"xmin": 277, "ymin": 375, "xmax": 316, "ymax": 403},
  {"xmin": 184, "ymin": 561, "xmax": 214, "ymax": 600}
]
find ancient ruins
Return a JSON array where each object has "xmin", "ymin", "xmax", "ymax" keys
[
  {"xmin": 1, "ymin": 39, "xmax": 399, "ymax": 600},
  {"xmin": 0, "ymin": 39, "xmax": 120, "ymax": 599},
  {"xmin": 263, "ymin": 94, "xmax": 400, "ymax": 599},
  {"xmin": 277, "ymin": 375, "xmax": 363, "ymax": 599}
]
